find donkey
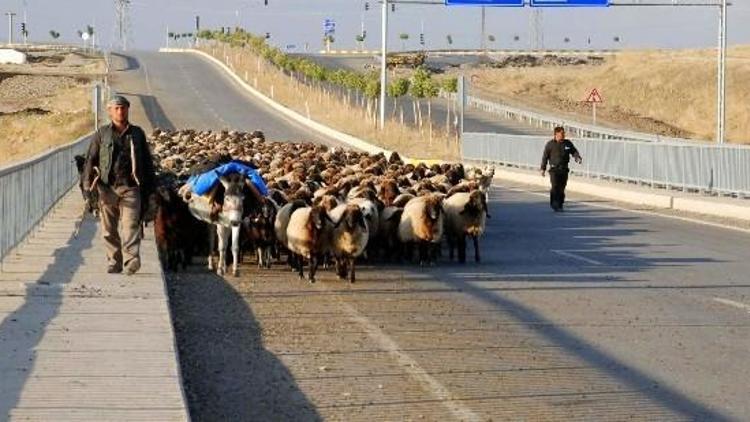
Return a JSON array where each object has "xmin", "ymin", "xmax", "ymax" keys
[{"xmin": 186, "ymin": 174, "xmax": 246, "ymax": 277}]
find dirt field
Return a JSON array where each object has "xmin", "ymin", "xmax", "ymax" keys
[
  {"xmin": 0, "ymin": 49, "xmax": 104, "ymax": 167},
  {"xmin": 445, "ymin": 46, "xmax": 750, "ymax": 143}
]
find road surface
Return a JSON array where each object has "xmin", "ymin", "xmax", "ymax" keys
[{"xmin": 112, "ymin": 50, "xmax": 750, "ymax": 421}]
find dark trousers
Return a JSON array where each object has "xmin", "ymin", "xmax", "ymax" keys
[{"xmin": 549, "ymin": 169, "xmax": 569, "ymax": 210}]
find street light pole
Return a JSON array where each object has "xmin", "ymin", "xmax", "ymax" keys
[
  {"xmin": 716, "ymin": 0, "xmax": 727, "ymax": 144},
  {"xmin": 5, "ymin": 12, "xmax": 16, "ymax": 45},
  {"xmin": 379, "ymin": 0, "xmax": 388, "ymax": 130}
]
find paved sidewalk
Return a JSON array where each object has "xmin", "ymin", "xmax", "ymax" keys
[{"xmin": 0, "ymin": 189, "xmax": 188, "ymax": 422}]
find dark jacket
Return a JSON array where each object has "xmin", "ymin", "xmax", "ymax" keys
[
  {"xmin": 541, "ymin": 139, "xmax": 579, "ymax": 171},
  {"xmin": 83, "ymin": 122, "xmax": 156, "ymax": 203}
]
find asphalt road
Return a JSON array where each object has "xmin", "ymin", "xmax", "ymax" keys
[{"xmin": 113, "ymin": 50, "xmax": 750, "ymax": 421}]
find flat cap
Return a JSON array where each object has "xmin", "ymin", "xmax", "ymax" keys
[{"xmin": 107, "ymin": 95, "xmax": 130, "ymax": 107}]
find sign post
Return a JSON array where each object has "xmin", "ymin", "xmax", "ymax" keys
[{"xmin": 584, "ymin": 88, "xmax": 603, "ymax": 125}]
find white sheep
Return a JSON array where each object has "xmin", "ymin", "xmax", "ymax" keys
[
  {"xmin": 443, "ymin": 190, "xmax": 490, "ymax": 263},
  {"xmin": 285, "ymin": 205, "xmax": 334, "ymax": 283},
  {"xmin": 397, "ymin": 194, "xmax": 444, "ymax": 266}
]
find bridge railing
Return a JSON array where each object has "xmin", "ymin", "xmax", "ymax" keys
[
  {"xmin": 463, "ymin": 132, "xmax": 750, "ymax": 197},
  {"xmin": 0, "ymin": 134, "xmax": 93, "ymax": 264}
]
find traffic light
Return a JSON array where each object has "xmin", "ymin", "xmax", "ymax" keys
[
  {"xmin": 265, "ymin": 32, "xmax": 271, "ymax": 39},
  {"xmin": 391, "ymin": 3, "xmax": 396, "ymax": 12},
  {"xmin": 20, "ymin": 22, "xmax": 26, "ymax": 33},
  {"xmin": 363, "ymin": 30, "xmax": 367, "ymax": 39},
  {"xmin": 365, "ymin": 2, "xmax": 369, "ymax": 11},
  {"xmin": 420, "ymin": 33, "xmax": 424, "ymax": 45},
  {"xmin": 264, "ymin": 0, "xmax": 268, "ymax": 5}
]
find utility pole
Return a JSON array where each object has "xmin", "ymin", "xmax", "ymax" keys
[
  {"xmin": 480, "ymin": 6, "xmax": 486, "ymax": 54},
  {"xmin": 5, "ymin": 12, "xmax": 16, "ymax": 45},
  {"xmin": 530, "ymin": 8, "xmax": 543, "ymax": 50},
  {"xmin": 716, "ymin": 0, "xmax": 727, "ymax": 144},
  {"xmin": 379, "ymin": 0, "xmax": 388, "ymax": 130},
  {"xmin": 114, "ymin": 0, "xmax": 131, "ymax": 51}
]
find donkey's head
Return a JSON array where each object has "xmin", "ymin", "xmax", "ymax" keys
[{"xmin": 219, "ymin": 174, "xmax": 245, "ymax": 225}]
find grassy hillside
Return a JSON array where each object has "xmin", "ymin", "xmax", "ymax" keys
[{"xmin": 450, "ymin": 46, "xmax": 750, "ymax": 143}]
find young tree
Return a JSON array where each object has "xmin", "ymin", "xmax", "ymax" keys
[
  {"xmin": 387, "ymin": 78, "xmax": 410, "ymax": 124},
  {"xmin": 442, "ymin": 77, "xmax": 458, "ymax": 137},
  {"xmin": 446, "ymin": 34, "xmax": 453, "ymax": 47},
  {"xmin": 409, "ymin": 67, "xmax": 430, "ymax": 129},
  {"xmin": 49, "ymin": 30, "xmax": 60, "ymax": 40}
]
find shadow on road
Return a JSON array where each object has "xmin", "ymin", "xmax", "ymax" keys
[
  {"xmin": 116, "ymin": 91, "xmax": 176, "ymax": 132},
  {"xmin": 166, "ymin": 270, "xmax": 322, "ymax": 421},
  {"xmin": 415, "ymin": 193, "xmax": 733, "ymax": 420},
  {"xmin": 110, "ymin": 52, "xmax": 140, "ymax": 72},
  {"xmin": 0, "ymin": 215, "xmax": 96, "ymax": 417}
]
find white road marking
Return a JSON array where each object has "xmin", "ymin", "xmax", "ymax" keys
[
  {"xmin": 551, "ymin": 249, "xmax": 605, "ymax": 266},
  {"xmin": 713, "ymin": 297, "xmax": 750, "ymax": 313},
  {"xmin": 502, "ymin": 185, "xmax": 750, "ymax": 235},
  {"xmin": 336, "ymin": 299, "xmax": 481, "ymax": 422}
]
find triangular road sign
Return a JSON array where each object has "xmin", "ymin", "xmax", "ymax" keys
[{"xmin": 585, "ymin": 88, "xmax": 603, "ymax": 103}]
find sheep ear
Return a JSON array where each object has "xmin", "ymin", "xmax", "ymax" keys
[{"xmin": 219, "ymin": 176, "xmax": 230, "ymax": 189}]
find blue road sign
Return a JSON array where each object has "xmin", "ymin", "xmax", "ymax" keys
[
  {"xmin": 530, "ymin": 0, "xmax": 609, "ymax": 6},
  {"xmin": 445, "ymin": 0, "xmax": 523, "ymax": 6}
]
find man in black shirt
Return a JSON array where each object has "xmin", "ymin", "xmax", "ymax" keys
[{"xmin": 540, "ymin": 127, "xmax": 582, "ymax": 212}]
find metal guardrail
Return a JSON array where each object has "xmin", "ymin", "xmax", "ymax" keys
[
  {"xmin": 464, "ymin": 94, "xmax": 698, "ymax": 143},
  {"xmin": 0, "ymin": 134, "xmax": 93, "ymax": 264},
  {"xmin": 463, "ymin": 132, "xmax": 750, "ymax": 197}
]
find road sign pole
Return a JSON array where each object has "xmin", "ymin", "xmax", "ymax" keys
[
  {"xmin": 717, "ymin": 0, "xmax": 727, "ymax": 144},
  {"xmin": 379, "ymin": 0, "xmax": 388, "ymax": 130},
  {"xmin": 593, "ymin": 102, "xmax": 597, "ymax": 125}
]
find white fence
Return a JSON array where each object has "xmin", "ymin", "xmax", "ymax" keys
[
  {"xmin": 0, "ymin": 134, "xmax": 93, "ymax": 264},
  {"xmin": 463, "ymin": 132, "xmax": 750, "ymax": 197}
]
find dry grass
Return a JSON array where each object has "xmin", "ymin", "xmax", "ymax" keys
[
  {"xmin": 449, "ymin": 46, "xmax": 750, "ymax": 143},
  {"xmin": 202, "ymin": 44, "xmax": 459, "ymax": 161},
  {"xmin": 0, "ymin": 85, "xmax": 93, "ymax": 167}
]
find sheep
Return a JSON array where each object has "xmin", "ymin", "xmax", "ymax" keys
[
  {"xmin": 378, "ymin": 178, "xmax": 400, "ymax": 207},
  {"xmin": 347, "ymin": 197, "xmax": 380, "ymax": 259},
  {"xmin": 443, "ymin": 190, "xmax": 490, "ymax": 263},
  {"xmin": 328, "ymin": 204, "xmax": 369, "ymax": 283},
  {"xmin": 398, "ymin": 194, "xmax": 444, "ymax": 266},
  {"xmin": 242, "ymin": 197, "xmax": 278, "ymax": 269},
  {"xmin": 153, "ymin": 184, "xmax": 205, "ymax": 271},
  {"xmin": 377, "ymin": 206, "xmax": 404, "ymax": 262},
  {"xmin": 274, "ymin": 200, "xmax": 307, "ymax": 265},
  {"xmin": 285, "ymin": 205, "xmax": 334, "ymax": 283}
]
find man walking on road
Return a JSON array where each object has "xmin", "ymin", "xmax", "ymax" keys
[
  {"xmin": 82, "ymin": 96, "xmax": 156, "ymax": 274},
  {"xmin": 540, "ymin": 127, "xmax": 582, "ymax": 212}
]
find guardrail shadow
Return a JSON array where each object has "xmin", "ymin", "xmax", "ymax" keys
[
  {"xmin": 408, "ymin": 191, "xmax": 732, "ymax": 420},
  {"xmin": 165, "ymin": 270, "xmax": 321, "ymax": 420},
  {"xmin": 110, "ymin": 52, "xmax": 140, "ymax": 72},
  {"xmin": 116, "ymin": 91, "xmax": 176, "ymax": 132},
  {"xmin": 0, "ymin": 212, "xmax": 96, "ymax": 417}
]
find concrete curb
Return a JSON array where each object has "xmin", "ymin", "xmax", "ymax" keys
[{"xmin": 492, "ymin": 167, "xmax": 750, "ymax": 222}]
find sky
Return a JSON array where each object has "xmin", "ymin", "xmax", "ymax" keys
[{"xmin": 5, "ymin": 0, "xmax": 750, "ymax": 52}]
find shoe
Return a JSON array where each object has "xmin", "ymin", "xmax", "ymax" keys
[
  {"xmin": 124, "ymin": 261, "xmax": 141, "ymax": 276},
  {"xmin": 107, "ymin": 265, "xmax": 122, "ymax": 274}
]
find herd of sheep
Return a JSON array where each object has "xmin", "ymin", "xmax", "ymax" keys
[{"xmin": 148, "ymin": 129, "xmax": 494, "ymax": 283}]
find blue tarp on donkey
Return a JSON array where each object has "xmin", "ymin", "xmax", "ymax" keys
[{"xmin": 186, "ymin": 161, "xmax": 268, "ymax": 196}]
